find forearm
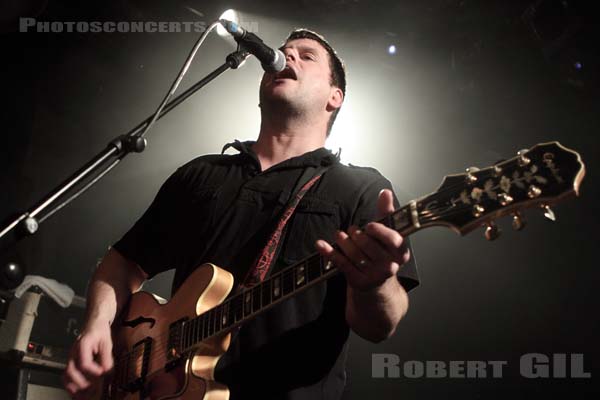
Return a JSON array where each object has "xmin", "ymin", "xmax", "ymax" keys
[
  {"xmin": 84, "ymin": 248, "xmax": 146, "ymax": 328},
  {"xmin": 345, "ymin": 275, "xmax": 409, "ymax": 343}
]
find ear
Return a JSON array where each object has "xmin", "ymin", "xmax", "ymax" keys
[{"xmin": 326, "ymin": 87, "xmax": 344, "ymax": 111}]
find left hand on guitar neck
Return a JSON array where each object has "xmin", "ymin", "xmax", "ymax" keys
[
  {"xmin": 315, "ymin": 189, "xmax": 411, "ymax": 341},
  {"xmin": 315, "ymin": 188, "xmax": 411, "ymax": 291}
]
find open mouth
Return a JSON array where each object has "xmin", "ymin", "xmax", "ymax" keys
[{"xmin": 274, "ymin": 67, "xmax": 297, "ymax": 81}]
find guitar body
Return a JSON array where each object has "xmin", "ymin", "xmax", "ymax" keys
[{"xmin": 95, "ymin": 263, "xmax": 234, "ymax": 400}]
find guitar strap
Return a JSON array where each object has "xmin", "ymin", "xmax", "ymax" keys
[{"xmin": 241, "ymin": 164, "xmax": 333, "ymax": 287}]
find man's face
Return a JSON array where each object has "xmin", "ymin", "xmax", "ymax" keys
[{"xmin": 259, "ymin": 38, "xmax": 338, "ymax": 116}]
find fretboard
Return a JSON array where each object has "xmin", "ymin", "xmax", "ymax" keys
[{"xmin": 178, "ymin": 202, "xmax": 416, "ymax": 352}]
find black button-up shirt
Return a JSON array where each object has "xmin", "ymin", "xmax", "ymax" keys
[{"xmin": 114, "ymin": 140, "xmax": 418, "ymax": 399}]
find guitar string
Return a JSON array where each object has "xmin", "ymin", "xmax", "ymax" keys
[
  {"xmin": 109, "ymin": 200, "xmax": 506, "ymax": 379},
  {"xmin": 110, "ymin": 162, "xmax": 553, "ymax": 385},
  {"xmin": 110, "ymin": 262, "xmax": 327, "ymax": 373},
  {"xmin": 109, "ymin": 197, "xmax": 521, "ymax": 382}
]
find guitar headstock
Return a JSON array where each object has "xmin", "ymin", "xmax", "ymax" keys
[{"xmin": 414, "ymin": 142, "xmax": 585, "ymax": 238}]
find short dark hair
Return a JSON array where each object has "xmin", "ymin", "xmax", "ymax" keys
[{"xmin": 285, "ymin": 29, "xmax": 346, "ymax": 136}]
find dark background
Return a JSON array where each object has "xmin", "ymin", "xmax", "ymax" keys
[{"xmin": 1, "ymin": 0, "xmax": 598, "ymax": 398}]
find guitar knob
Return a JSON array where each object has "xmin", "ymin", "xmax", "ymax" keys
[
  {"xmin": 541, "ymin": 204, "xmax": 556, "ymax": 221},
  {"xmin": 512, "ymin": 212, "xmax": 526, "ymax": 231},
  {"xmin": 484, "ymin": 222, "xmax": 501, "ymax": 241}
]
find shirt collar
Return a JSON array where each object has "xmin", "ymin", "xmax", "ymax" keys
[{"xmin": 222, "ymin": 139, "xmax": 339, "ymax": 169}]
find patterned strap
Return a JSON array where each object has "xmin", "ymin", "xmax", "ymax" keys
[{"xmin": 242, "ymin": 174, "xmax": 323, "ymax": 286}]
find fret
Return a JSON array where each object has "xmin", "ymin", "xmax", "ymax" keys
[
  {"xmin": 261, "ymin": 279, "xmax": 271, "ymax": 308},
  {"xmin": 191, "ymin": 320, "xmax": 195, "ymax": 346},
  {"xmin": 221, "ymin": 300, "xmax": 229, "ymax": 329},
  {"xmin": 202, "ymin": 312, "xmax": 209, "ymax": 339},
  {"xmin": 202, "ymin": 313, "xmax": 208, "ymax": 339},
  {"xmin": 252, "ymin": 285, "xmax": 261, "ymax": 313},
  {"xmin": 322, "ymin": 257, "xmax": 334, "ymax": 274},
  {"xmin": 272, "ymin": 274, "xmax": 282, "ymax": 300},
  {"xmin": 200, "ymin": 316, "xmax": 204, "ymax": 341},
  {"xmin": 208, "ymin": 309, "xmax": 215, "ymax": 336},
  {"xmin": 213, "ymin": 308, "xmax": 219, "ymax": 334},
  {"xmin": 295, "ymin": 263, "xmax": 307, "ymax": 287},
  {"xmin": 390, "ymin": 205, "xmax": 412, "ymax": 233},
  {"xmin": 282, "ymin": 269, "xmax": 294, "ymax": 295},
  {"xmin": 307, "ymin": 256, "xmax": 321, "ymax": 281},
  {"xmin": 198, "ymin": 317, "xmax": 203, "ymax": 342},
  {"xmin": 179, "ymin": 323, "xmax": 184, "ymax": 351},
  {"xmin": 193, "ymin": 318, "xmax": 198, "ymax": 345},
  {"xmin": 202, "ymin": 311, "xmax": 208, "ymax": 338},
  {"xmin": 183, "ymin": 322, "xmax": 189, "ymax": 350},
  {"xmin": 243, "ymin": 290, "xmax": 253, "ymax": 317},
  {"xmin": 233, "ymin": 294, "xmax": 243, "ymax": 322},
  {"xmin": 229, "ymin": 298, "xmax": 236, "ymax": 326},
  {"xmin": 215, "ymin": 306, "xmax": 222, "ymax": 333},
  {"xmin": 197, "ymin": 315, "xmax": 204, "ymax": 341},
  {"xmin": 190, "ymin": 320, "xmax": 195, "ymax": 348}
]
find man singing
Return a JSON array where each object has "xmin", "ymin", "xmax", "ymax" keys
[{"xmin": 64, "ymin": 29, "xmax": 419, "ymax": 400}]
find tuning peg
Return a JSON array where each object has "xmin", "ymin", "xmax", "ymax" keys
[
  {"xmin": 541, "ymin": 204, "xmax": 556, "ymax": 221},
  {"xmin": 484, "ymin": 222, "xmax": 501, "ymax": 241},
  {"xmin": 492, "ymin": 165, "xmax": 503, "ymax": 177},
  {"xmin": 512, "ymin": 212, "xmax": 526, "ymax": 231},
  {"xmin": 497, "ymin": 193, "xmax": 514, "ymax": 206},
  {"xmin": 527, "ymin": 185, "xmax": 542, "ymax": 199},
  {"xmin": 466, "ymin": 167, "xmax": 479, "ymax": 184},
  {"xmin": 472, "ymin": 204, "xmax": 485, "ymax": 217},
  {"xmin": 517, "ymin": 149, "xmax": 531, "ymax": 167}
]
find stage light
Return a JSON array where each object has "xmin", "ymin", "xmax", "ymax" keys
[
  {"xmin": 387, "ymin": 45, "xmax": 397, "ymax": 55},
  {"xmin": 217, "ymin": 9, "xmax": 239, "ymax": 37}
]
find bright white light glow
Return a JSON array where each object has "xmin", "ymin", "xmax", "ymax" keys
[
  {"xmin": 388, "ymin": 45, "xmax": 396, "ymax": 55},
  {"xmin": 326, "ymin": 99, "xmax": 360, "ymax": 163},
  {"xmin": 217, "ymin": 9, "xmax": 239, "ymax": 37}
]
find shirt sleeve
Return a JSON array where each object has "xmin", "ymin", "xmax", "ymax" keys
[
  {"xmin": 112, "ymin": 168, "xmax": 188, "ymax": 279},
  {"xmin": 351, "ymin": 175, "xmax": 420, "ymax": 292}
]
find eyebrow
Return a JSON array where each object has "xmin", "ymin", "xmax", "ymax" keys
[{"xmin": 279, "ymin": 44, "xmax": 322, "ymax": 55}]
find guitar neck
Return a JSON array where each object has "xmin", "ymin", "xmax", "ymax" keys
[
  {"xmin": 178, "ymin": 141, "xmax": 586, "ymax": 351},
  {"xmin": 178, "ymin": 203, "xmax": 417, "ymax": 351}
]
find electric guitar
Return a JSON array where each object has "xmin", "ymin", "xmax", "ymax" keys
[{"xmin": 92, "ymin": 141, "xmax": 585, "ymax": 399}]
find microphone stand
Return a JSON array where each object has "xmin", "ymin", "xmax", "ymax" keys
[{"xmin": 0, "ymin": 50, "xmax": 249, "ymax": 267}]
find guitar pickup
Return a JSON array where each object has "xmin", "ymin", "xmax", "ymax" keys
[{"xmin": 121, "ymin": 336, "xmax": 152, "ymax": 392}]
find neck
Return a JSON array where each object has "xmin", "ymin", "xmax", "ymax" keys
[{"xmin": 254, "ymin": 117, "xmax": 327, "ymax": 171}]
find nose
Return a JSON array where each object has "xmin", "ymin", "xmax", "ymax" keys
[{"xmin": 285, "ymin": 51, "xmax": 297, "ymax": 64}]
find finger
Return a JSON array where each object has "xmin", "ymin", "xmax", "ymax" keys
[
  {"xmin": 364, "ymin": 222, "xmax": 409, "ymax": 261},
  {"xmin": 76, "ymin": 340, "xmax": 104, "ymax": 377},
  {"xmin": 64, "ymin": 360, "xmax": 91, "ymax": 392},
  {"xmin": 64, "ymin": 382, "xmax": 79, "ymax": 397},
  {"xmin": 98, "ymin": 340, "xmax": 114, "ymax": 372},
  {"xmin": 334, "ymin": 229, "xmax": 371, "ymax": 270},
  {"xmin": 315, "ymin": 240, "xmax": 366, "ymax": 285},
  {"xmin": 376, "ymin": 189, "xmax": 396, "ymax": 219},
  {"xmin": 350, "ymin": 228, "xmax": 395, "ymax": 266}
]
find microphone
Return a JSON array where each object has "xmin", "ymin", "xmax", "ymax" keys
[{"xmin": 219, "ymin": 19, "xmax": 286, "ymax": 73}]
